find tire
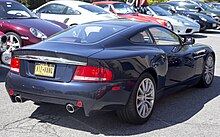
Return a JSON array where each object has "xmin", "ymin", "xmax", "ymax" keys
[
  {"xmin": 197, "ymin": 54, "xmax": 215, "ymax": 88},
  {"xmin": 116, "ymin": 73, "xmax": 156, "ymax": 124},
  {"xmin": 6, "ymin": 32, "xmax": 22, "ymax": 49}
]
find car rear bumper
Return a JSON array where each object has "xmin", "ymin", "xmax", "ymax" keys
[{"xmin": 5, "ymin": 72, "xmax": 132, "ymax": 116}]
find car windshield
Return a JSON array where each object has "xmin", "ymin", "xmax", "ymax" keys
[
  {"xmin": 150, "ymin": 6, "xmax": 172, "ymax": 16},
  {"xmin": 175, "ymin": 2, "xmax": 197, "ymax": 10},
  {"xmin": 49, "ymin": 24, "xmax": 126, "ymax": 44},
  {"xmin": 0, "ymin": 1, "xmax": 37, "ymax": 19},
  {"xmin": 197, "ymin": 2, "xmax": 213, "ymax": 10},
  {"xmin": 113, "ymin": 3, "xmax": 136, "ymax": 14},
  {"xmin": 79, "ymin": 5, "xmax": 109, "ymax": 14}
]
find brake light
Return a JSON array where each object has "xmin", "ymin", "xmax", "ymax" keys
[
  {"xmin": 73, "ymin": 66, "xmax": 112, "ymax": 82},
  {"xmin": 10, "ymin": 58, "xmax": 20, "ymax": 73}
]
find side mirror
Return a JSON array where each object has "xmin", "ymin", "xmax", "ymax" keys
[
  {"xmin": 182, "ymin": 37, "xmax": 195, "ymax": 45},
  {"xmin": 195, "ymin": 6, "xmax": 202, "ymax": 12}
]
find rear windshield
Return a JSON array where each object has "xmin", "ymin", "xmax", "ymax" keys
[{"xmin": 49, "ymin": 24, "xmax": 126, "ymax": 44}]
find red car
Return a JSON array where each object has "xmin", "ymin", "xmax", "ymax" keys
[
  {"xmin": 93, "ymin": 1, "xmax": 172, "ymax": 30},
  {"xmin": 0, "ymin": 0, "xmax": 67, "ymax": 47},
  {"xmin": 0, "ymin": 0, "xmax": 68, "ymax": 65}
]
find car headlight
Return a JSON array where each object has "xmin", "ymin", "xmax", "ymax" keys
[
  {"xmin": 30, "ymin": 28, "xmax": 47, "ymax": 39},
  {"xmin": 199, "ymin": 16, "xmax": 207, "ymax": 21},
  {"xmin": 166, "ymin": 21, "xmax": 173, "ymax": 31}
]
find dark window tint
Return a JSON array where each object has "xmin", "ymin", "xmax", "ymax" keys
[
  {"xmin": 38, "ymin": 4, "xmax": 66, "ymax": 14},
  {"xmin": 66, "ymin": 7, "xmax": 81, "ymax": 15},
  {"xmin": 79, "ymin": 5, "xmax": 109, "ymax": 14},
  {"xmin": 149, "ymin": 27, "xmax": 180, "ymax": 45},
  {"xmin": 130, "ymin": 30, "xmax": 153, "ymax": 44},
  {"xmin": 112, "ymin": 3, "xmax": 135, "ymax": 14},
  {"xmin": 0, "ymin": 1, "xmax": 35, "ymax": 19}
]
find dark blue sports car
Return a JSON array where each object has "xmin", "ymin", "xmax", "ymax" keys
[{"xmin": 5, "ymin": 20, "xmax": 215, "ymax": 124}]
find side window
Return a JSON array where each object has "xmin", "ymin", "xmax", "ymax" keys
[
  {"xmin": 38, "ymin": 4, "xmax": 66, "ymax": 14},
  {"xmin": 149, "ymin": 27, "xmax": 180, "ymax": 45},
  {"xmin": 130, "ymin": 30, "xmax": 153, "ymax": 44},
  {"xmin": 158, "ymin": 4, "xmax": 170, "ymax": 10},
  {"xmin": 66, "ymin": 7, "xmax": 81, "ymax": 15},
  {"xmin": 97, "ymin": 4, "xmax": 109, "ymax": 11}
]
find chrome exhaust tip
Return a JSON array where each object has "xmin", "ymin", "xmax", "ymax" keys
[
  {"xmin": 15, "ymin": 95, "xmax": 22, "ymax": 103},
  {"xmin": 66, "ymin": 104, "xmax": 75, "ymax": 113}
]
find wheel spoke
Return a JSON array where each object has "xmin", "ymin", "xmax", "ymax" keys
[
  {"xmin": 137, "ymin": 95, "xmax": 144, "ymax": 100},
  {"xmin": 145, "ymin": 96, "xmax": 154, "ymax": 100},
  {"xmin": 138, "ymin": 87, "xmax": 145, "ymax": 95},
  {"xmin": 136, "ymin": 77, "xmax": 155, "ymax": 118},
  {"xmin": 137, "ymin": 101, "xmax": 144, "ymax": 108},
  {"xmin": 10, "ymin": 35, "xmax": 13, "ymax": 42},
  {"xmin": 142, "ymin": 80, "xmax": 147, "ymax": 92},
  {"xmin": 142, "ymin": 104, "xmax": 146, "ymax": 116}
]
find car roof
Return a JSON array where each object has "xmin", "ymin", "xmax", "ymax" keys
[
  {"xmin": 85, "ymin": 19, "xmax": 157, "ymax": 28},
  {"xmin": 46, "ymin": 0, "xmax": 92, "ymax": 7},
  {"xmin": 93, "ymin": 1, "xmax": 122, "ymax": 5}
]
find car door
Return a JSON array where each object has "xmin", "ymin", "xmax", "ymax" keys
[{"xmin": 148, "ymin": 26, "xmax": 195, "ymax": 87}]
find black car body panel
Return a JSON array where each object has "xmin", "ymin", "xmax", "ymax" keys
[{"xmin": 5, "ymin": 20, "xmax": 215, "ymax": 116}]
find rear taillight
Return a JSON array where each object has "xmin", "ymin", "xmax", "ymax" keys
[
  {"xmin": 10, "ymin": 58, "xmax": 20, "ymax": 73},
  {"xmin": 72, "ymin": 66, "xmax": 112, "ymax": 82}
]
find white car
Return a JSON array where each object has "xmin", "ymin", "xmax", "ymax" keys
[
  {"xmin": 33, "ymin": 1, "xmax": 118, "ymax": 26},
  {"xmin": 146, "ymin": 6, "xmax": 200, "ymax": 35}
]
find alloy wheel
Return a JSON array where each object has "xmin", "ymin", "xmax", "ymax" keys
[
  {"xmin": 136, "ymin": 78, "xmax": 155, "ymax": 118},
  {"xmin": 7, "ymin": 34, "xmax": 21, "ymax": 50},
  {"xmin": 204, "ymin": 55, "xmax": 214, "ymax": 85}
]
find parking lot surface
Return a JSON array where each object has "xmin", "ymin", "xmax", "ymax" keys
[{"xmin": 0, "ymin": 30, "xmax": 220, "ymax": 137}]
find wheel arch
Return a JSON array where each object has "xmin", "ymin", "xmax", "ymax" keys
[{"xmin": 140, "ymin": 68, "xmax": 158, "ymax": 89}]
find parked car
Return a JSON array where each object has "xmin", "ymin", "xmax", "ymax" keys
[
  {"xmin": 145, "ymin": 6, "xmax": 200, "ymax": 35},
  {"xmin": 0, "ymin": 31, "xmax": 7, "ymax": 64},
  {"xmin": 6, "ymin": 20, "xmax": 215, "ymax": 124},
  {"xmin": 157, "ymin": 2, "xmax": 218, "ymax": 31},
  {"xmin": 0, "ymin": 0, "xmax": 68, "ymax": 65},
  {"xmin": 208, "ymin": 3, "xmax": 220, "ymax": 10},
  {"xmin": 93, "ymin": 1, "xmax": 173, "ymax": 30},
  {"xmin": 167, "ymin": 1, "xmax": 220, "ymax": 25},
  {"xmin": 33, "ymin": 0, "xmax": 118, "ymax": 26}
]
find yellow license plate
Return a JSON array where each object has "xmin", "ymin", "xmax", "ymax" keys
[{"xmin": 34, "ymin": 63, "xmax": 55, "ymax": 77}]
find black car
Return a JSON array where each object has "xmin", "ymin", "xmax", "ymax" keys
[
  {"xmin": 208, "ymin": 3, "xmax": 220, "ymax": 10},
  {"xmin": 157, "ymin": 2, "xmax": 218, "ymax": 31},
  {"xmin": 168, "ymin": 1, "xmax": 220, "ymax": 25},
  {"xmin": 5, "ymin": 20, "xmax": 215, "ymax": 124}
]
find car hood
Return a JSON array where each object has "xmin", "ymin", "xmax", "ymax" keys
[
  {"xmin": 158, "ymin": 15, "xmax": 199, "ymax": 26},
  {"xmin": 187, "ymin": 12, "xmax": 217, "ymax": 22},
  {"xmin": 8, "ymin": 19, "xmax": 64, "ymax": 37}
]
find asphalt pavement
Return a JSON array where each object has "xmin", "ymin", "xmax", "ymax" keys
[{"xmin": 0, "ymin": 30, "xmax": 220, "ymax": 137}]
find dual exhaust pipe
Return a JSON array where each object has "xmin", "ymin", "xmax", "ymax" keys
[
  {"xmin": 66, "ymin": 103, "xmax": 78, "ymax": 113},
  {"xmin": 15, "ymin": 95, "xmax": 23, "ymax": 103},
  {"xmin": 14, "ymin": 95, "xmax": 79, "ymax": 114}
]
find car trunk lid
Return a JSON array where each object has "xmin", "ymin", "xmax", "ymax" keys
[{"xmin": 13, "ymin": 42, "xmax": 103, "ymax": 82}]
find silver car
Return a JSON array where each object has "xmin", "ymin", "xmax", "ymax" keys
[{"xmin": 146, "ymin": 5, "xmax": 200, "ymax": 35}]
